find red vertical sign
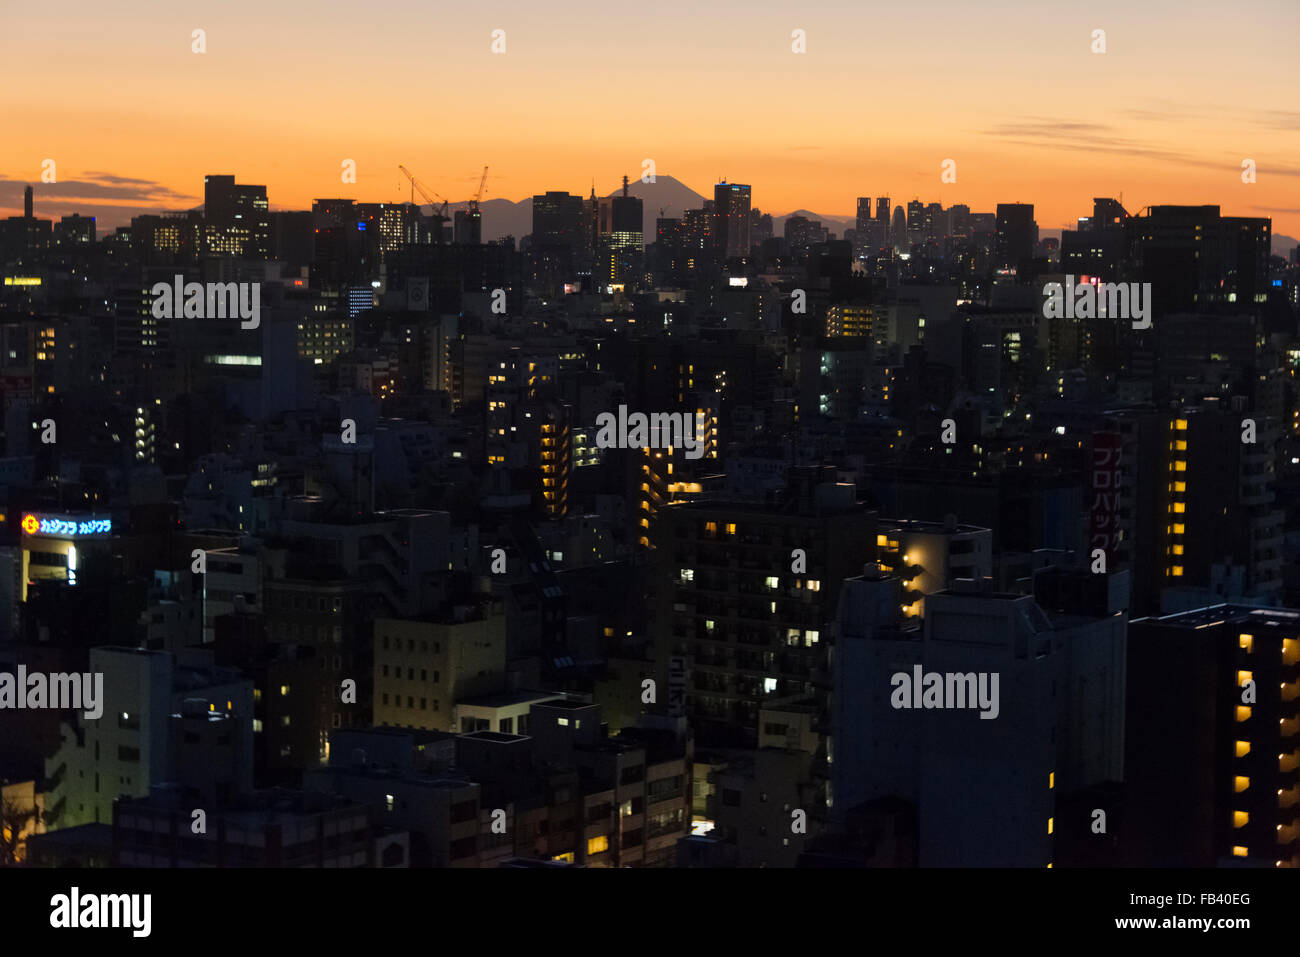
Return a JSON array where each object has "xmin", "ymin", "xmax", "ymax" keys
[{"xmin": 1090, "ymin": 432, "xmax": 1122, "ymax": 561}]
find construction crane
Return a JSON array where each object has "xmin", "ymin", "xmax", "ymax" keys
[
  {"xmin": 470, "ymin": 166, "xmax": 489, "ymax": 214},
  {"xmin": 398, "ymin": 165, "xmax": 449, "ymax": 217}
]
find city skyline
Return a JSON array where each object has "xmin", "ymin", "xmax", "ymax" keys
[{"xmin": 2, "ymin": 0, "xmax": 1298, "ymax": 233}]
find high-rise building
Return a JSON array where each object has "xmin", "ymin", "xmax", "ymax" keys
[
  {"xmin": 1105, "ymin": 409, "xmax": 1283, "ymax": 616},
  {"xmin": 713, "ymin": 182, "xmax": 752, "ymax": 259},
  {"xmin": 601, "ymin": 176, "xmax": 644, "ymax": 288},
  {"xmin": 1127, "ymin": 205, "xmax": 1271, "ymax": 315},
  {"xmin": 653, "ymin": 467, "xmax": 876, "ymax": 750},
  {"xmin": 530, "ymin": 191, "xmax": 584, "ymax": 292},
  {"xmin": 890, "ymin": 206, "xmax": 907, "ymax": 252},
  {"xmin": 454, "ymin": 208, "xmax": 482, "ymax": 245},
  {"xmin": 995, "ymin": 203, "xmax": 1036, "ymax": 269},
  {"xmin": 203, "ymin": 174, "xmax": 270, "ymax": 259},
  {"xmin": 856, "ymin": 197, "xmax": 873, "ymax": 236},
  {"xmin": 1125, "ymin": 605, "xmax": 1300, "ymax": 867}
]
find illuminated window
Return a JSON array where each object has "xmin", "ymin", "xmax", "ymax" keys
[
  {"xmin": 587, "ymin": 835, "xmax": 609, "ymax": 855},
  {"xmin": 725, "ymin": 523, "xmax": 737, "ymax": 536},
  {"xmin": 1238, "ymin": 706, "xmax": 1252, "ymax": 722},
  {"xmin": 766, "ymin": 576, "xmax": 779, "ymax": 590},
  {"xmin": 1233, "ymin": 811, "xmax": 1249, "ymax": 828},
  {"xmin": 704, "ymin": 522, "xmax": 717, "ymax": 537},
  {"xmin": 1239, "ymin": 671, "xmax": 1253, "ymax": 685},
  {"xmin": 680, "ymin": 568, "xmax": 694, "ymax": 582},
  {"xmin": 1236, "ymin": 741, "xmax": 1251, "ymax": 757},
  {"xmin": 558, "ymin": 717, "xmax": 569, "ymax": 727},
  {"xmin": 1175, "ymin": 440, "xmax": 1187, "ymax": 451},
  {"xmin": 1174, "ymin": 461, "xmax": 1187, "ymax": 472},
  {"xmin": 1240, "ymin": 634, "xmax": 1253, "ymax": 652},
  {"xmin": 1171, "ymin": 545, "xmax": 1184, "ymax": 555},
  {"xmin": 807, "ymin": 580, "xmax": 821, "ymax": 592},
  {"xmin": 1235, "ymin": 776, "xmax": 1250, "ymax": 793},
  {"xmin": 1171, "ymin": 502, "xmax": 1186, "ymax": 513},
  {"xmin": 1175, "ymin": 419, "xmax": 1188, "ymax": 430},
  {"xmin": 1047, "ymin": 817, "xmax": 1053, "ymax": 835},
  {"xmin": 1171, "ymin": 566, "xmax": 1184, "ymax": 576},
  {"xmin": 1172, "ymin": 481, "xmax": 1186, "ymax": 492},
  {"xmin": 1172, "ymin": 523, "xmax": 1185, "ymax": 535},
  {"xmin": 1049, "ymin": 772, "xmax": 1055, "ymax": 790},
  {"xmin": 1232, "ymin": 846, "xmax": 1248, "ymax": 857},
  {"xmin": 805, "ymin": 629, "xmax": 820, "ymax": 646},
  {"xmin": 280, "ymin": 685, "xmax": 290, "ymax": 696}
]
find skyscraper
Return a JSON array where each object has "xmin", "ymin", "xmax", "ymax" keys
[
  {"xmin": 531, "ymin": 191, "xmax": 585, "ymax": 292},
  {"xmin": 203, "ymin": 174, "xmax": 270, "ymax": 258},
  {"xmin": 856, "ymin": 197, "xmax": 873, "ymax": 236},
  {"xmin": 601, "ymin": 176, "xmax": 644, "ymax": 287},
  {"xmin": 713, "ymin": 182, "xmax": 752, "ymax": 259},
  {"xmin": 995, "ymin": 203, "xmax": 1036, "ymax": 270}
]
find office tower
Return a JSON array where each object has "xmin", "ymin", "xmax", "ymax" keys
[
  {"xmin": 1092, "ymin": 197, "xmax": 1128, "ymax": 231},
  {"xmin": 1126, "ymin": 605, "xmax": 1300, "ymax": 867},
  {"xmin": 653, "ymin": 467, "xmax": 876, "ymax": 750},
  {"xmin": 1060, "ymin": 198, "xmax": 1128, "ymax": 278},
  {"xmin": 24, "ymin": 184, "xmax": 33, "ymax": 218},
  {"xmin": 890, "ymin": 206, "xmax": 907, "ymax": 252},
  {"xmin": 875, "ymin": 197, "xmax": 890, "ymax": 226},
  {"xmin": 713, "ymin": 182, "xmax": 752, "ymax": 259},
  {"xmin": 995, "ymin": 203, "xmax": 1036, "ymax": 269},
  {"xmin": 1104, "ymin": 409, "xmax": 1283, "ymax": 617},
  {"xmin": 454, "ymin": 208, "xmax": 482, "ymax": 245},
  {"xmin": 905, "ymin": 200, "xmax": 925, "ymax": 249},
  {"xmin": 833, "ymin": 572, "xmax": 1125, "ymax": 866},
  {"xmin": 682, "ymin": 205, "xmax": 713, "ymax": 273},
  {"xmin": 751, "ymin": 209, "xmax": 773, "ymax": 247},
  {"xmin": 352, "ymin": 202, "xmax": 411, "ymax": 253},
  {"xmin": 948, "ymin": 204, "xmax": 971, "ymax": 242},
  {"xmin": 856, "ymin": 197, "xmax": 873, "ymax": 237},
  {"xmin": 1127, "ymin": 205, "xmax": 1271, "ymax": 315},
  {"xmin": 924, "ymin": 202, "xmax": 945, "ymax": 242},
  {"xmin": 530, "ymin": 191, "xmax": 584, "ymax": 292},
  {"xmin": 203, "ymin": 174, "xmax": 270, "ymax": 258},
  {"xmin": 784, "ymin": 215, "xmax": 825, "ymax": 258},
  {"xmin": 654, "ymin": 217, "xmax": 687, "ymax": 286},
  {"xmin": 854, "ymin": 198, "xmax": 879, "ymax": 257},
  {"xmin": 53, "ymin": 214, "xmax": 96, "ymax": 247},
  {"xmin": 601, "ymin": 175, "xmax": 644, "ymax": 288}
]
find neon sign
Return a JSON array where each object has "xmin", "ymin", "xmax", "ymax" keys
[{"xmin": 20, "ymin": 514, "xmax": 112, "ymax": 537}]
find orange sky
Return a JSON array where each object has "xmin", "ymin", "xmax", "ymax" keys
[{"xmin": 3, "ymin": 0, "xmax": 1298, "ymax": 237}]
